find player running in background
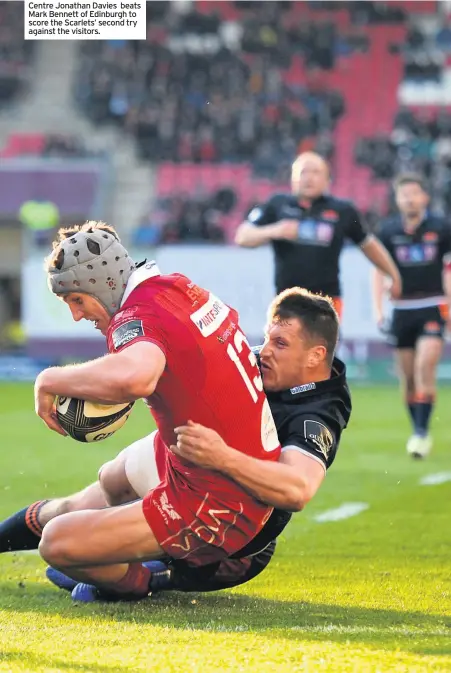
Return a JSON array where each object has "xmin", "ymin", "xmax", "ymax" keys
[
  {"xmin": 234, "ymin": 151, "xmax": 401, "ymax": 320},
  {"xmin": 1, "ymin": 289, "xmax": 351, "ymax": 600},
  {"xmin": 373, "ymin": 174, "xmax": 451, "ymax": 458},
  {"xmin": 30, "ymin": 220, "xmax": 281, "ymax": 600}
]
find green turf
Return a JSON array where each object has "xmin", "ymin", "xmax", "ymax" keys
[{"xmin": 0, "ymin": 383, "xmax": 450, "ymax": 673}]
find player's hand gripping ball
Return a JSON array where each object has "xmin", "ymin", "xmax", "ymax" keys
[{"xmin": 55, "ymin": 397, "xmax": 134, "ymax": 442}]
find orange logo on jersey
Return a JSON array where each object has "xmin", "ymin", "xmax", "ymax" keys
[
  {"xmin": 217, "ymin": 321, "xmax": 236, "ymax": 343},
  {"xmin": 321, "ymin": 210, "xmax": 339, "ymax": 222},
  {"xmin": 186, "ymin": 281, "xmax": 204, "ymax": 305},
  {"xmin": 423, "ymin": 232, "xmax": 438, "ymax": 242},
  {"xmin": 424, "ymin": 321, "xmax": 441, "ymax": 333}
]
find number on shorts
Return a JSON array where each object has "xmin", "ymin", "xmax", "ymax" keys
[{"xmin": 227, "ymin": 329, "xmax": 263, "ymax": 403}]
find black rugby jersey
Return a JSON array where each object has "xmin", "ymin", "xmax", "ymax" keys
[
  {"xmin": 232, "ymin": 356, "xmax": 352, "ymax": 558},
  {"xmin": 377, "ymin": 213, "xmax": 451, "ymax": 300},
  {"xmin": 247, "ymin": 193, "xmax": 368, "ymax": 297}
]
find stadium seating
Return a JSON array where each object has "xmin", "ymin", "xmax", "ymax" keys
[
  {"xmin": 70, "ymin": 1, "xmax": 446, "ymax": 242},
  {"xmin": 0, "ymin": 2, "xmax": 34, "ymax": 105},
  {"xmin": 0, "ymin": 132, "xmax": 103, "ymax": 159}
]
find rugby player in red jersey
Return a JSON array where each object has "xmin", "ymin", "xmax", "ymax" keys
[{"xmin": 28, "ymin": 221, "xmax": 280, "ymax": 600}]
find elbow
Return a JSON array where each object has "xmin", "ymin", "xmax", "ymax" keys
[
  {"xmin": 123, "ymin": 377, "xmax": 157, "ymax": 401},
  {"xmin": 234, "ymin": 233, "xmax": 247, "ymax": 247},
  {"xmin": 233, "ymin": 225, "xmax": 245, "ymax": 246},
  {"xmin": 282, "ymin": 484, "xmax": 312, "ymax": 513},
  {"xmin": 234, "ymin": 224, "xmax": 255, "ymax": 247},
  {"xmin": 115, "ymin": 367, "xmax": 158, "ymax": 402}
]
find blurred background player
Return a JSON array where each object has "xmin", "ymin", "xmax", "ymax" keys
[
  {"xmin": 234, "ymin": 152, "xmax": 402, "ymax": 319},
  {"xmin": 373, "ymin": 174, "xmax": 451, "ymax": 458}
]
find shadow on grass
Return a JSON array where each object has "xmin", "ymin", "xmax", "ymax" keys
[
  {"xmin": 0, "ymin": 651, "xmax": 128, "ymax": 673},
  {"xmin": 0, "ymin": 580, "xmax": 450, "ymax": 657}
]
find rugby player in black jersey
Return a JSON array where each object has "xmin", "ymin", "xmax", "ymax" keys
[
  {"xmin": 374, "ymin": 173, "xmax": 451, "ymax": 459},
  {"xmin": 0, "ymin": 288, "xmax": 352, "ymax": 599},
  {"xmin": 235, "ymin": 151, "xmax": 401, "ymax": 320}
]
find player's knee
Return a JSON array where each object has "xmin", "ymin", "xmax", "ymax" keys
[
  {"xmin": 98, "ymin": 460, "xmax": 136, "ymax": 506},
  {"xmin": 53, "ymin": 498, "xmax": 76, "ymax": 517},
  {"xmin": 39, "ymin": 518, "xmax": 76, "ymax": 568},
  {"xmin": 37, "ymin": 497, "xmax": 79, "ymax": 528},
  {"xmin": 415, "ymin": 362, "xmax": 437, "ymax": 392}
]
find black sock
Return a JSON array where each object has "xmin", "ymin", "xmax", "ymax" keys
[
  {"xmin": 0, "ymin": 500, "xmax": 49, "ymax": 553},
  {"xmin": 415, "ymin": 397, "xmax": 434, "ymax": 437},
  {"xmin": 406, "ymin": 396, "xmax": 417, "ymax": 429}
]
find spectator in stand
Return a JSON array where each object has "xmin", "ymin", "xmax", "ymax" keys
[
  {"xmin": 0, "ymin": 1, "xmax": 34, "ymax": 104},
  {"xmin": 74, "ymin": 3, "xmax": 347, "ymax": 172}
]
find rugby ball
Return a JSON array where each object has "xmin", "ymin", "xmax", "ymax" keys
[{"xmin": 55, "ymin": 397, "xmax": 134, "ymax": 443}]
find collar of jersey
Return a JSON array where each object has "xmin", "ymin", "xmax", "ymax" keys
[
  {"xmin": 265, "ymin": 357, "xmax": 346, "ymax": 402},
  {"xmin": 298, "ymin": 194, "xmax": 328, "ymax": 210},
  {"xmin": 399, "ymin": 209, "xmax": 429, "ymax": 234},
  {"xmin": 120, "ymin": 260, "xmax": 161, "ymax": 307}
]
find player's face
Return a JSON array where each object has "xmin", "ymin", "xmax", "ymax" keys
[
  {"xmin": 62, "ymin": 293, "xmax": 111, "ymax": 336},
  {"xmin": 260, "ymin": 318, "xmax": 314, "ymax": 391},
  {"xmin": 292, "ymin": 158, "xmax": 329, "ymax": 200},
  {"xmin": 396, "ymin": 182, "xmax": 429, "ymax": 218}
]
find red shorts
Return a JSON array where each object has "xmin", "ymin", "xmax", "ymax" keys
[{"xmin": 142, "ymin": 432, "xmax": 273, "ymax": 566}]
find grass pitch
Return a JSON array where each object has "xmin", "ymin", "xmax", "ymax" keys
[{"xmin": 0, "ymin": 383, "xmax": 450, "ymax": 673}]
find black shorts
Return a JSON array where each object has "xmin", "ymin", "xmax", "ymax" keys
[
  {"xmin": 389, "ymin": 305, "xmax": 446, "ymax": 349},
  {"xmin": 169, "ymin": 540, "xmax": 276, "ymax": 593}
]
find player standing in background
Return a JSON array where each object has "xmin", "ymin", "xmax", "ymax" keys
[
  {"xmin": 373, "ymin": 174, "xmax": 451, "ymax": 459},
  {"xmin": 31, "ymin": 220, "xmax": 281, "ymax": 600},
  {"xmin": 234, "ymin": 151, "xmax": 402, "ymax": 320}
]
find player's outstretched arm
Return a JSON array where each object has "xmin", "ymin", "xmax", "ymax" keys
[
  {"xmin": 372, "ymin": 268, "xmax": 387, "ymax": 327},
  {"xmin": 35, "ymin": 342, "xmax": 166, "ymax": 432},
  {"xmin": 361, "ymin": 236, "xmax": 402, "ymax": 299},
  {"xmin": 172, "ymin": 422, "xmax": 324, "ymax": 512},
  {"xmin": 442, "ymin": 255, "xmax": 451, "ymax": 326},
  {"xmin": 234, "ymin": 220, "xmax": 298, "ymax": 247}
]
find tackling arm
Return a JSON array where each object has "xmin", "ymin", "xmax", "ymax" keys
[
  {"xmin": 171, "ymin": 422, "xmax": 325, "ymax": 512},
  {"xmin": 217, "ymin": 447, "xmax": 324, "ymax": 511}
]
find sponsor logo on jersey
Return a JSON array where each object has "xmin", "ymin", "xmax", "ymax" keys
[
  {"xmin": 295, "ymin": 220, "xmax": 334, "ymax": 246},
  {"xmin": 304, "ymin": 420, "xmax": 334, "ymax": 459},
  {"xmin": 248, "ymin": 207, "xmax": 263, "ymax": 223},
  {"xmin": 423, "ymin": 232, "xmax": 438, "ymax": 242},
  {"xmin": 298, "ymin": 220, "xmax": 317, "ymax": 240},
  {"xmin": 321, "ymin": 209, "xmax": 339, "ymax": 222},
  {"xmin": 217, "ymin": 321, "xmax": 236, "ymax": 343},
  {"xmin": 317, "ymin": 222, "xmax": 334, "ymax": 242},
  {"xmin": 112, "ymin": 319, "xmax": 144, "ymax": 350},
  {"xmin": 190, "ymin": 293, "xmax": 230, "ymax": 337},
  {"xmin": 157, "ymin": 491, "xmax": 182, "ymax": 525},
  {"xmin": 395, "ymin": 244, "xmax": 437, "ymax": 264},
  {"xmin": 186, "ymin": 281, "xmax": 204, "ymax": 305},
  {"xmin": 290, "ymin": 382, "xmax": 316, "ymax": 395},
  {"xmin": 423, "ymin": 321, "xmax": 441, "ymax": 334}
]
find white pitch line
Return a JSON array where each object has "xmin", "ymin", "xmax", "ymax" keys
[
  {"xmin": 313, "ymin": 502, "xmax": 369, "ymax": 523},
  {"xmin": 420, "ymin": 472, "xmax": 451, "ymax": 486}
]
